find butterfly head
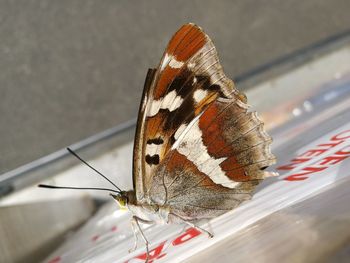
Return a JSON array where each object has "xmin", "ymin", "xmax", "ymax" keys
[
  {"xmin": 110, "ymin": 192, "xmax": 128, "ymax": 210},
  {"xmin": 110, "ymin": 190, "xmax": 136, "ymax": 210}
]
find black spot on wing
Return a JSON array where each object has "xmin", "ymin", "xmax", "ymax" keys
[
  {"xmin": 158, "ymin": 69, "xmax": 224, "ymax": 136},
  {"xmin": 167, "ymin": 65, "xmax": 224, "ymax": 99},
  {"xmin": 162, "ymin": 95, "xmax": 195, "ymax": 131},
  {"xmin": 169, "ymin": 134, "xmax": 176, "ymax": 146},
  {"xmin": 195, "ymin": 75, "xmax": 224, "ymax": 97},
  {"xmin": 145, "ymin": 154, "xmax": 160, "ymax": 165},
  {"xmin": 167, "ymin": 68, "xmax": 193, "ymax": 98},
  {"xmin": 147, "ymin": 137, "xmax": 164, "ymax": 145}
]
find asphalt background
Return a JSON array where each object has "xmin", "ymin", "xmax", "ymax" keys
[{"xmin": 1, "ymin": 0, "xmax": 350, "ymax": 174}]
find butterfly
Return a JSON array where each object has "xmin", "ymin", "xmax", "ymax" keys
[
  {"xmin": 40, "ymin": 23, "xmax": 276, "ymax": 262},
  {"xmin": 116, "ymin": 22, "xmax": 276, "ymax": 255}
]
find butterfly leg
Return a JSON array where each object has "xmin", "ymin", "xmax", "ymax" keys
[
  {"xmin": 129, "ymin": 218, "xmax": 139, "ymax": 253},
  {"xmin": 171, "ymin": 213, "xmax": 214, "ymax": 238},
  {"xmin": 130, "ymin": 216, "xmax": 152, "ymax": 262}
]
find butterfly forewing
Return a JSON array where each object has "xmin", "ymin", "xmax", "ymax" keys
[{"xmin": 134, "ymin": 23, "xmax": 239, "ymax": 201}]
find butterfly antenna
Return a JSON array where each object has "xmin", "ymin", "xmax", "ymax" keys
[
  {"xmin": 66, "ymin": 147, "xmax": 122, "ymax": 192},
  {"xmin": 38, "ymin": 184, "xmax": 121, "ymax": 194}
]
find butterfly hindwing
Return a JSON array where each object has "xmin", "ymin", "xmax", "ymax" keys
[{"xmin": 146, "ymin": 96, "xmax": 275, "ymax": 220}]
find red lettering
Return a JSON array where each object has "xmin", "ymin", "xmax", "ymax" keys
[
  {"xmin": 48, "ymin": 256, "xmax": 61, "ymax": 263},
  {"xmin": 125, "ymin": 228, "xmax": 202, "ymax": 263},
  {"xmin": 318, "ymin": 140, "xmax": 344, "ymax": 149},
  {"xmin": 319, "ymin": 155, "xmax": 348, "ymax": 166},
  {"xmin": 284, "ymin": 166, "xmax": 327, "ymax": 181},
  {"xmin": 335, "ymin": 145, "xmax": 350, "ymax": 155},
  {"xmin": 281, "ymin": 129, "xmax": 350, "ymax": 182},
  {"xmin": 301, "ymin": 149, "xmax": 327, "ymax": 157},
  {"xmin": 331, "ymin": 130, "xmax": 350, "ymax": 141},
  {"xmin": 133, "ymin": 241, "xmax": 166, "ymax": 263},
  {"xmin": 277, "ymin": 158, "xmax": 310, "ymax": 170},
  {"xmin": 172, "ymin": 227, "xmax": 201, "ymax": 246},
  {"xmin": 91, "ymin": 235, "xmax": 99, "ymax": 242}
]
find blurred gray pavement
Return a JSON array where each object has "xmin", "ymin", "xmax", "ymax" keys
[{"xmin": 1, "ymin": 0, "xmax": 350, "ymax": 174}]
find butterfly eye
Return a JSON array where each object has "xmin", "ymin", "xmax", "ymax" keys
[
  {"xmin": 116, "ymin": 196, "xmax": 127, "ymax": 209},
  {"xmin": 109, "ymin": 194, "xmax": 127, "ymax": 209}
]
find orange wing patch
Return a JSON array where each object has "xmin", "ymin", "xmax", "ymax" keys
[{"xmin": 154, "ymin": 24, "xmax": 207, "ymax": 99}]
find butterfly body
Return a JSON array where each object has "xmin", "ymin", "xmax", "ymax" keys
[{"xmin": 115, "ymin": 190, "xmax": 171, "ymax": 224}]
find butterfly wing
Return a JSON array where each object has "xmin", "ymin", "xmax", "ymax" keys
[
  {"xmin": 134, "ymin": 23, "xmax": 276, "ymax": 211},
  {"xmin": 133, "ymin": 23, "xmax": 239, "ymax": 201}
]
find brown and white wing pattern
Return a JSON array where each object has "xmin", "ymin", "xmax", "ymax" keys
[
  {"xmin": 134, "ymin": 23, "xmax": 239, "ymax": 201},
  {"xmin": 148, "ymin": 97, "xmax": 276, "ymax": 220},
  {"xmin": 137, "ymin": 24, "xmax": 277, "ymax": 220}
]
